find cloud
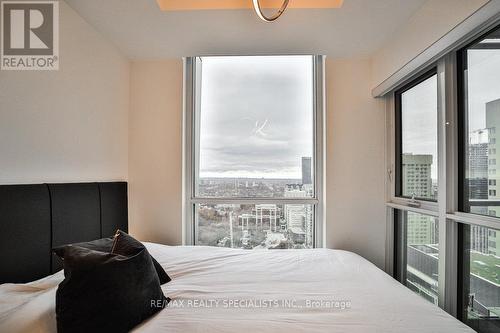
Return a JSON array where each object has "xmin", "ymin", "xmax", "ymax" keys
[{"xmin": 198, "ymin": 56, "xmax": 314, "ymax": 178}]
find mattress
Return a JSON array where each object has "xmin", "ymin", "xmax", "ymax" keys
[{"xmin": 0, "ymin": 243, "xmax": 474, "ymax": 333}]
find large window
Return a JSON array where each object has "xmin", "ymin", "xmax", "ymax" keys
[
  {"xmin": 393, "ymin": 69, "xmax": 440, "ymax": 307},
  {"xmin": 395, "ymin": 70, "xmax": 438, "ymax": 201},
  {"xmin": 185, "ymin": 55, "xmax": 324, "ymax": 249}
]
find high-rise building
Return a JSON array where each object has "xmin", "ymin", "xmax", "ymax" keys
[
  {"xmin": 402, "ymin": 155, "xmax": 437, "ymax": 246},
  {"xmin": 488, "ymin": 228, "xmax": 499, "ymax": 256},
  {"xmin": 466, "ymin": 130, "xmax": 490, "ymax": 253},
  {"xmin": 304, "ymin": 204, "xmax": 313, "ymax": 248},
  {"xmin": 284, "ymin": 185, "xmax": 306, "ymax": 231},
  {"xmin": 468, "ymin": 130, "xmax": 489, "ymax": 204},
  {"xmin": 486, "ymin": 98, "xmax": 500, "ymax": 255},
  {"xmin": 284, "ymin": 184, "xmax": 312, "ymax": 246},
  {"xmin": 471, "ymin": 226, "xmax": 490, "ymax": 254},
  {"xmin": 402, "ymin": 154, "xmax": 433, "ymax": 199},
  {"xmin": 301, "ymin": 157, "xmax": 312, "ymax": 185},
  {"xmin": 406, "ymin": 212, "xmax": 438, "ymax": 246}
]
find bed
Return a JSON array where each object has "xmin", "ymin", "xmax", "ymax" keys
[
  {"xmin": 0, "ymin": 182, "xmax": 474, "ymax": 332},
  {"xmin": 0, "ymin": 243, "xmax": 474, "ymax": 333}
]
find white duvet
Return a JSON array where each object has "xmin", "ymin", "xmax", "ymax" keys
[{"xmin": 0, "ymin": 244, "xmax": 474, "ymax": 333}]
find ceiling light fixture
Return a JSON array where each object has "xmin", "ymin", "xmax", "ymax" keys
[
  {"xmin": 252, "ymin": 0, "xmax": 289, "ymax": 22},
  {"xmin": 156, "ymin": 1, "xmax": 345, "ymax": 19}
]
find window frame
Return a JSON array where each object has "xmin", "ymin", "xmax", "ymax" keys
[
  {"xmin": 394, "ymin": 209, "xmax": 441, "ymax": 305},
  {"xmin": 386, "ymin": 17, "xmax": 500, "ymax": 329},
  {"xmin": 394, "ymin": 67, "xmax": 439, "ymax": 202},
  {"xmin": 183, "ymin": 55, "xmax": 326, "ymax": 248}
]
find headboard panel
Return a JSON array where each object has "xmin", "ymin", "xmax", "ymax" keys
[
  {"xmin": 0, "ymin": 182, "xmax": 128, "ymax": 283},
  {"xmin": 99, "ymin": 182, "xmax": 128, "ymax": 238},
  {"xmin": 0, "ymin": 185, "xmax": 51, "ymax": 283},
  {"xmin": 49, "ymin": 183, "xmax": 102, "ymax": 273}
]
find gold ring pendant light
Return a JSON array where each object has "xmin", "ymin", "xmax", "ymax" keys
[{"xmin": 252, "ymin": 0, "xmax": 290, "ymax": 22}]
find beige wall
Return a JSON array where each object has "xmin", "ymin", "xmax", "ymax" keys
[
  {"xmin": 128, "ymin": 58, "xmax": 387, "ymax": 268},
  {"xmin": 326, "ymin": 58, "xmax": 386, "ymax": 269},
  {"xmin": 0, "ymin": 2, "xmax": 129, "ymax": 184},
  {"xmin": 371, "ymin": 0, "xmax": 489, "ymax": 88},
  {"xmin": 128, "ymin": 60, "xmax": 183, "ymax": 245}
]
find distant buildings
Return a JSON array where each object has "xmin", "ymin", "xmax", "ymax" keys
[
  {"xmin": 402, "ymin": 154, "xmax": 438, "ymax": 302},
  {"xmin": 406, "ymin": 244, "xmax": 439, "ymax": 305},
  {"xmin": 302, "ymin": 157, "xmax": 312, "ymax": 185},
  {"xmin": 237, "ymin": 204, "xmax": 279, "ymax": 232},
  {"xmin": 255, "ymin": 204, "xmax": 279, "ymax": 232},
  {"xmin": 466, "ymin": 130, "xmax": 490, "ymax": 254},
  {"xmin": 404, "ymin": 213, "xmax": 439, "ymax": 303},
  {"xmin": 217, "ymin": 156, "xmax": 316, "ymax": 249},
  {"xmin": 410, "ymin": 97, "xmax": 498, "ymax": 321},
  {"xmin": 467, "ymin": 98, "xmax": 500, "ymax": 256}
]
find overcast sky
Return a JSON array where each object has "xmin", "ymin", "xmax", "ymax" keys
[
  {"xmin": 199, "ymin": 56, "xmax": 313, "ymax": 179},
  {"xmin": 401, "ymin": 74, "xmax": 438, "ymax": 180},
  {"xmin": 468, "ymin": 49, "xmax": 500, "ymax": 132},
  {"xmin": 196, "ymin": 49, "xmax": 500, "ymax": 181}
]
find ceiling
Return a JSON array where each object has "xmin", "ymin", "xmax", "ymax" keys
[
  {"xmin": 156, "ymin": 0, "xmax": 344, "ymax": 10},
  {"xmin": 64, "ymin": 0, "xmax": 427, "ymax": 59}
]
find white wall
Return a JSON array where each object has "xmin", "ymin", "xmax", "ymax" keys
[
  {"xmin": 128, "ymin": 58, "xmax": 387, "ymax": 268},
  {"xmin": 371, "ymin": 0, "xmax": 489, "ymax": 88},
  {"xmin": 326, "ymin": 58, "xmax": 386, "ymax": 269},
  {"xmin": 128, "ymin": 60, "xmax": 183, "ymax": 245},
  {"xmin": 0, "ymin": 1, "xmax": 129, "ymax": 184}
]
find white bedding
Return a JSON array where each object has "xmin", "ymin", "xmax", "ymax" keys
[{"xmin": 0, "ymin": 244, "xmax": 474, "ymax": 333}]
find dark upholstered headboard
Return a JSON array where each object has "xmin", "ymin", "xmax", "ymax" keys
[{"xmin": 0, "ymin": 182, "xmax": 128, "ymax": 284}]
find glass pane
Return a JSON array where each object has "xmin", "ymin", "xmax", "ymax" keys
[
  {"xmin": 400, "ymin": 74, "xmax": 438, "ymax": 201},
  {"xmin": 463, "ymin": 26, "xmax": 500, "ymax": 217},
  {"xmin": 461, "ymin": 225, "xmax": 500, "ymax": 333},
  {"xmin": 195, "ymin": 203, "xmax": 314, "ymax": 249},
  {"xmin": 196, "ymin": 56, "xmax": 314, "ymax": 198},
  {"xmin": 397, "ymin": 211, "xmax": 439, "ymax": 305}
]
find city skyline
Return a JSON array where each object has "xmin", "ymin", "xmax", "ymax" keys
[{"xmin": 197, "ymin": 155, "xmax": 315, "ymax": 250}]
